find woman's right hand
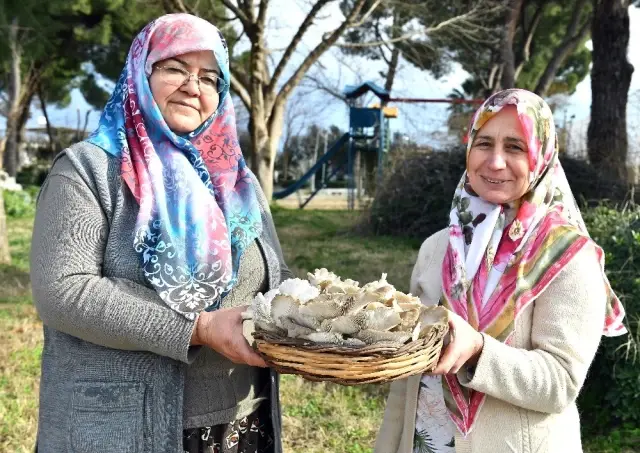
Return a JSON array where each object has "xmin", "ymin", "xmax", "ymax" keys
[{"xmin": 192, "ymin": 306, "xmax": 268, "ymax": 368}]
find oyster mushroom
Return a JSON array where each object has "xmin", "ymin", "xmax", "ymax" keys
[
  {"xmin": 320, "ymin": 315, "xmax": 360, "ymax": 335},
  {"xmin": 362, "ymin": 307, "xmax": 403, "ymax": 331},
  {"xmin": 417, "ymin": 306, "xmax": 449, "ymax": 338},
  {"xmin": 324, "ymin": 278, "xmax": 360, "ymax": 295},
  {"xmin": 300, "ymin": 332, "xmax": 344, "ymax": 344},
  {"xmin": 382, "ymin": 297, "xmax": 403, "ymax": 312},
  {"xmin": 322, "ymin": 309, "xmax": 401, "ymax": 335},
  {"xmin": 341, "ymin": 294, "xmax": 370, "ymax": 316},
  {"xmin": 307, "ymin": 268, "xmax": 340, "ymax": 290},
  {"xmin": 394, "ymin": 291, "xmax": 422, "ymax": 307},
  {"xmin": 289, "ymin": 310, "xmax": 322, "ymax": 330},
  {"xmin": 280, "ymin": 318, "xmax": 317, "ymax": 338},
  {"xmin": 396, "ymin": 307, "xmax": 422, "ymax": 331},
  {"xmin": 362, "ymin": 273, "xmax": 396, "ymax": 300},
  {"xmin": 252, "ymin": 289, "xmax": 279, "ymax": 321},
  {"xmin": 251, "ymin": 289, "xmax": 283, "ymax": 334},
  {"xmin": 355, "ymin": 329, "xmax": 411, "ymax": 345},
  {"xmin": 343, "ymin": 337, "xmax": 367, "ymax": 347},
  {"xmin": 411, "ymin": 322, "xmax": 422, "ymax": 342},
  {"xmin": 298, "ymin": 294, "xmax": 346, "ymax": 319},
  {"xmin": 271, "ymin": 295, "xmax": 301, "ymax": 329},
  {"xmin": 278, "ymin": 278, "xmax": 320, "ymax": 304}
]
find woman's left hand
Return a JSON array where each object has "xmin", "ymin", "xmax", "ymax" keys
[{"xmin": 431, "ymin": 310, "xmax": 485, "ymax": 375}]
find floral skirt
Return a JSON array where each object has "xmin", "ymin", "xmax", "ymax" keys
[{"xmin": 183, "ymin": 403, "xmax": 274, "ymax": 453}]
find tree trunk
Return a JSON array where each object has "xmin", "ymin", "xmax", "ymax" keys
[
  {"xmin": 4, "ymin": 18, "xmax": 22, "ymax": 177},
  {"xmin": 501, "ymin": 0, "xmax": 524, "ymax": 89},
  {"xmin": 383, "ymin": 11, "xmax": 402, "ymax": 103},
  {"xmin": 310, "ymin": 129, "xmax": 320, "ymax": 192},
  {"xmin": 0, "ymin": 191, "xmax": 11, "ymax": 265},
  {"xmin": 3, "ymin": 121, "xmax": 20, "ymax": 177},
  {"xmin": 282, "ymin": 150, "xmax": 290, "ymax": 182},
  {"xmin": 250, "ymin": 113, "xmax": 274, "ymax": 199},
  {"xmin": 39, "ymin": 89, "xmax": 56, "ymax": 151},
  {"xmin": 383, "ymin": 48, "xmax": 400, "ymax": 104},
  {"xmin": 0, "ymin": 137, "xmax": 6, "ymax": 165},
  {"xmin": 587, "ymin": 0, "xmax": 633, "ymax": 181}
]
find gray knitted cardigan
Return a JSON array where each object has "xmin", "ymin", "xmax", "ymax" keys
[{"xmin": 30, "ymin": 142, "xmax": 293, "ymax": 452}]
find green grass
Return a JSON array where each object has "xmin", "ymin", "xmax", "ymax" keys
[
  {"xmin": 0, "ymin": 217, "xmax": 34, "ymax": 304},
  {"xmin": 280, "ymin": 375, "xmax": 389, "ymax": 453},
  {"xmin": 0, "ymin": 208, "xmax": 420, "ymax": 453},
  {"xmin": 0, "ymin": 303, "xmax": 42, "ymax": 453},
  {"xmin": 0, "ymin": 209, "xmax": 634, "ymax": 453},
  {"xmin": 272, "ymin": 206, "xmax": 421, "ymax": 293},
  {"xmin": 268, "ymin": 207, "xmax": 421, "ymax": 453}
]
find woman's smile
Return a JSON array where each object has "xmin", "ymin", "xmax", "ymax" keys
[{"xmin": 480, "ymin": 175, "xmax": 509, "ymax": 185}]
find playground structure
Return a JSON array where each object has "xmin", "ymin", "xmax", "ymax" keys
[
  {"xmin": 272, "ymin": 81, "xmax": 483, "ymax": 210},
  {"xmin": 272, "ymin": 81, "xmax": 395, "ymax": 210}
]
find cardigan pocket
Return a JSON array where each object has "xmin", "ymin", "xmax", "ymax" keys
[{"xmin": 69, "ymin": 381, "xmax": 146, "ymax": 453}]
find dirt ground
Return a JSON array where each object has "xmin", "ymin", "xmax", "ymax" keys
[{"xmin": 273, "ymin": 190, "xmax": 372, "ymax": 210}]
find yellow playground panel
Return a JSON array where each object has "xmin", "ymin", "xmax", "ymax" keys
[{"xmin": 369, "ymin": 103, "xmax": 399, "ymax": 118}]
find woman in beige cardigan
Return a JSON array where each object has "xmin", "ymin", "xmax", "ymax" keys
[{"xmin": 375, "ymin": 89, "xmax": 626, "ymax": 453}]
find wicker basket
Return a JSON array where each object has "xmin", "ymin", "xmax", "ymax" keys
[{"xmin": 253, "ymin": 306, "xmax": 449, "ymax": 385}]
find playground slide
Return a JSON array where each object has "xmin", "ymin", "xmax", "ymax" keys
[{"xmin": 272, "ymin": 132, "xmax": 350, "ymax": 200}]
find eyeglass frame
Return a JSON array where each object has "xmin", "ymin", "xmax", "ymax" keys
[{"xmin": 152, "ymin": 64, "xmax": 229, "ymax": 95}]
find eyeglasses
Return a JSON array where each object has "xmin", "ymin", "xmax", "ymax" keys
[{"xmin": 153, "ymin": 65, "xmax": 228, "ymax": 95}]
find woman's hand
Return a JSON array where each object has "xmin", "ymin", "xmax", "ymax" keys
[
  {"xmin": 431, "ymin": 310, "xmax": 484, "ymax": 375},
  {"xmin": 192, "ymin": 305, "xmax": 268, "ymax": 368}
]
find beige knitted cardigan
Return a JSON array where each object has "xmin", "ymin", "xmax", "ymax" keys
[{"xmin": 374, "ymin": 228, "xmax": 606, "ymax": 453}]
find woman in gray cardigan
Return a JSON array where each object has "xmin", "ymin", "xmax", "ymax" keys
[{"xmin": 30, "ymin": 14, "xmax": 292, "ymax": 453}]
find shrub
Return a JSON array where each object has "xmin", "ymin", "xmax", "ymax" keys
[
  {"xmin": 2, "ymin": 189, "xmax": 37, "ymax": 218},
  {"xmin": 578, "ymin": 206, "xmax": 640, "ymax": 436},
  {"xmin": 16, "ymin": 161, "xmax": 50, "ymax": 187},
  {"xmin": 364, "ymin": 147, "xmax": 466, "ymax": 239},
  {"xmin": 365, "ymin": 148, "xmax": 633, "ymax": 240},
  {"xmin": 584, "ymin": 426, "xmax": 640, "ymax": 453}
]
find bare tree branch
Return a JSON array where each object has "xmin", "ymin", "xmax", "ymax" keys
[
  {"xmin": 231, "ymin": 72, "xmax": 252, "ymax": 110},
  {"xmin": 304, "ymin": 74, "xmax": 347, "ymax": 102},
  {"xmin": 514, "ymin": 0, "xmax": 546, "ymax": 79},
  {"xmin": 268, "ymin": 0, "xmax": 332, "ymax": 94},
  {"xmin": 257, "ymin": 0, "xmax": 269, "ymax": 30},
  {"xmin": 273, "ymin": 0, "xmax": 370, "ymax": 112},
  {"xmin": 348, "ymin": 0, "xmax": 383, "ymax": 28},
  {"xmin": 533, "ymin": 0, "xmax": 591, "ymax": 95},
  {"xmin": 337, "ymin": 3, "xmax": 503, "ymax": 49},
  {"xmin": 220, "ymin": 0, "xmax": 252, "ymax": 30},
  {"xmin": 162, "ymin": 0, "xmax": 195, "ymax": 14},
  {"xmin": 374, "ymin": 19, "xmax": 394, "ymax": 62},
  {"xmin": 238, "ymin": 0, "xmax": 256, "ymax": 24},
  {"xmin": 337, "ymin": 29, "xmax": 424, "ymax": 48},
  {"xmin": 230, "ymin": 62, "xmax": 250, "ymax": 88},
  {"xmin": 206, "ymin": 0, "xmax": 244, "ymax": 23},
  {"xmin": 534, "ymin": 2, "xmax": 591, "ymax": 95}
]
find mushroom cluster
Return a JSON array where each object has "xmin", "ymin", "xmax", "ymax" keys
[{"xmin": 250, "ymin": 268, "xmax": 439, "ymax": 347}]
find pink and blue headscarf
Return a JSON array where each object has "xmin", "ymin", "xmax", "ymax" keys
[{"xmin": 87, "ymin": 14, "xmax": 262, "ymax": 320}]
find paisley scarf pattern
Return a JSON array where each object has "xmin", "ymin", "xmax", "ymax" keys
[
  {"xmin": 437, "ymin": 89, "xmax": 626, "ymax": 436},
  {"xmin": 87, "ymin": 14, "xmax": 262, "ymax": 320}
]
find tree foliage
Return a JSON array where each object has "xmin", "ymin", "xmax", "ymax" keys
[
  {"xmin": 450, "ymin": 0, "xmax": 593, "ymax": 98},
  {"xmin": 0, "ymin": 0, "xmax": 166, "ymax": 175},
  {"xmin": 339, "ymin": 0, "xmax": 593, "ymax": 100},
  {"xmin": 339, "ymin": 0, "xmax": 503, "ymax": 92}
]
